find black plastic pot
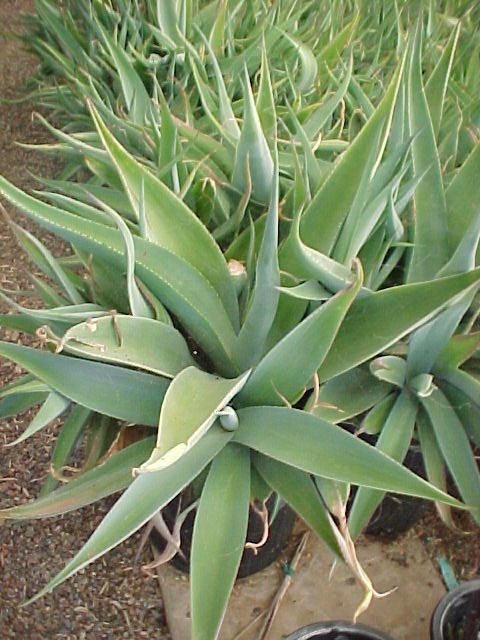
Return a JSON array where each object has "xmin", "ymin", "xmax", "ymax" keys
[
  {"xmin": 430, "ymin": 579, "xmax": 480, "ymax": 640},
  {"xmin": 284, "ymin": 621, "xmax": 394, "ymax": 639},
  {"xmin": 150, "ymin": 493, "xmax": 296, "ymax": 578},
  {"xmin": 347, "ymin": 444, "xmax": 427, "ymax": 538}
]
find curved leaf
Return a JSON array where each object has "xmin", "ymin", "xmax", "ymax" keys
[
  {"xmin": 348, "ymin": 391, "xmax": 418, "ymax": 539},
  {"xmin": 238, "ymin": 265, "xmax": 362, "ymax": 406},
  {"xmin": 234, "ymin": 406, "xmax": 463, "ymax": 506},
  {"xmin": 0, "ymin": 436, "xmax": 155, "ymax": 520},
  {"xmin": 421, "ymin": 388, "xmax": 480, "ymax": 523},
  {"xmin": 24, "ymin": 424, "xmax": 233, "ymax": 605},
  {"xmin": 0, "ymin": 177, "xmax": 237, "ymax": 374},
  {"xmin": 87, "ymin": 101, "xmax": 239, "ymax": 331},
  {"xmin": 318, "ymin": 268, "xmax": 480, "ymax": 382},
  {"xmin": 137, "ymin": 367, "xmax": 250, "ymax": 472},
  {"xmin": 0, "ymin": 342, "xmax": 168, "ymax": 426},
  {"xmin": 253, "ymin": 452, "xmax": 340, "ymax": 557},
  {"xmin": 6, "ymin": 391, "xmax": 70, "ymax": 447},
  {"xmin": 56, "ymin": 315, "xmax": 195, "ymax": 378}
]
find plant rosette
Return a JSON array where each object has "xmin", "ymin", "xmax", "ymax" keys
[{"xmin": 1, "ymin": 9, "xmax": 480, "ymax": 640}]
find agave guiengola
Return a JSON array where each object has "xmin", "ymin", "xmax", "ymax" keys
[{"xmin": 1, "ymin": 2, "xmax": 480, "ymax": 638}]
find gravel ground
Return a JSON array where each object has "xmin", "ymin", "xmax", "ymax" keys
[
  {"xmin": 0, "ymin": 2, "xmax": 170, "ymax": 638},
  {"xmin": 0, "ymin": 3, "xmax": 479, "ymax": 640}
]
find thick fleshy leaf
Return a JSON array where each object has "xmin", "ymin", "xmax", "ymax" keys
[
  {"xmin": 308, "ymin": 366, "xmax": 392, "ymax": 424},
  {"xmin": 417, "ymin": 409, "xmax": 455, "ymax": 528},
  {"xmin": 200, "ymin": 27, "xmax": 240, "ymax": 140},
  {"xmin": 40, "ymin": 405, "xmax": 92, "ymax": 496},
  {"xmin": 24, "ymin": 425, "xmax": 232, "ymax": 605},
  {"xmin": 0, "ymin": 436, "xmax": 155, "ymax": 520},
  {"xmin": 237, "ymin": 265, "xmax": 362, "ymax": 406},
  {"xmin": 191, "ymin": 444, "xmax": 250, "ymax": 640},
  {"xmin": 446, "ymin": 141, "xmax": 480, "ymax": 256},
  {"xmin": 29, "ymin": 274, "xmax": 69, "ymax": 308},
  {"xmin": 232, "ymin": 67, "xmax": 274, "ymax": 205},
  {"xmin": 96, "ymin": 21, "xmax": 150, "ymax": 125},
  {"xmin": 434, "ymin": 332, "xmax": 480, "ymax": 373},
  {"xmin": 298, "ymin": 50, "xmax": 405, "ymax": 255},
  {"xmin": 0, "ymin": 313, "xmax": 49, "ymax": 335},
  {"xmin": 370, "ymin": 355, "xmax": 406, "ymax": 388},
  {"xmin": 406, "ymin": 293, "xmax": 474, "ymax": 379},
  {"xmin": 137, "ymin": 367, "xmax": 250, "ymax": 472},
  {"xmin": 286, "ymin": 102, "xmax": 324, "ymax": 192},
  {"xmin": 421, "ymin": 389, "xmax": 480, "ymax": 523},
  {"xmin": 87, "ymin": 101, "xmax": 239, "ymax": 331},
  {"xmin": 280, "ymin": 29, "xmax": 317, "ymax": 91},
  {"xmin": 6, "ymin": 391, "xmax": 70, "ymax": 447},
  {"xmin": 439, "ymin": 381, "xmax": 480, "ymax": 448},
  {"xmin": 425, "ymin": 21, "xmax": 460, "ymax": 139},
  {"xmin": 316, "ymin": 12, "xmax": 359, "ymax": 72},
  {"xmin": 256, "ymin": 41, "xmax": 276, "ymax": 141},
  {"xmin": 55, "ymin": 315, "xmax": 195, "ymax": 378},
  {"xmin": 436, "ymin": 368, "xmax": 480, "ymax": 411},
  {"xmin": 0, "ymin": 342, "xmax": 168, "ymax": 426},
  {"xmin": 8, "ymin": 219, "xmax": 83, "ymax": 305},
  {"xmin": 234, "ymin": 154, "xmax": 279, "ymax": 369},
  {"xmin": 0, "ymin": 288, "xmax": 105, "ymax": 327},
  {"xmin": 361, "ymin": 394, "xmax": 397, "ymax": 436},
  {"xmin": 439, "ymin": 208, "xmax": 480, "ymax": 277},
  {"xmin": 208, "ymin": 0, "xmax": 227, "ymax": 54},
  {"xmin": 253, "ymin": 452, "xmax": 340, "ymax": 557},
  {"xmin": 0, "ymin": 391, "xmax": 47, "ymax": 420},
  {"xmin": 348, "ymin": 391, "xmax": 418, "ymax": 539},
  {"xmin": 303, "ymin": 54, "xmax": 353, "ymax": 141},
  {"xmin": 318, "ymin": 268, "xmax": 480, "ymax": 382},
  {"xmin": 233, "ymin": 407, "xmax": 463, "ymax": 506},
  {"xmin": 96, "ymin": 201, "xmax": 154, "ymax": 318},
  {"xmin": 156, "ymin": 0, "xmax": 181, "ymax": 44},
  {"xmin": 406, "ymin": 21, "xmax": 449, "ymax": 282},
  {"xmin": 277, "ymin": 280, "xmax": 330, "ymax": 301},
  {"xmin": 280, "ymin": 206, "xmax": 358, "ymax": 294},
  {"xmin": 0, "ymin": 177, "xmax": 237, "ymax": 374}
]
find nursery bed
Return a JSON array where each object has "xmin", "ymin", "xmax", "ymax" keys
[{"xmin": 0, "ymin": 2, "xmax": 478, "ymax": 639}]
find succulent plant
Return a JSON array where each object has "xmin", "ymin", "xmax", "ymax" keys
[{"xmin": 1, "ymin": 3, "xmax": 480, "ymax": 639}]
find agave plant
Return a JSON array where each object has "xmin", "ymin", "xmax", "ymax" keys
[
  {"xmin": 307, "ymin": 15, "xmax": 480, "ymax": 539},
  {"xmin": 1, "ymin": 5, "xmax": 480, "ymax": 640}
]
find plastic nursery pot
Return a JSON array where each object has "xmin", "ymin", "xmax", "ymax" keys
[
  {"xmin": 150, "ymin": 493, "xmax": 296, "ymax": 578},
  {"xmin": 347, "ymin": 441, "xmax": 427, "ymax": 538},
  {"xmin": 284, "ymin": 621, "xmax": 394, "ymax": 640},
  {"xmin": 430, "ymin": 579, "xmax": 480, "ymax": 640}
]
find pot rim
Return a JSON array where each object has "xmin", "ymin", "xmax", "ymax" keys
[
  {"xmin": 284, "ymin": 620, "xmax": 394, "ymax": 640},
  {"xmin": 430, "ymin": 578, "xmax": 480, "ymax": 640}
]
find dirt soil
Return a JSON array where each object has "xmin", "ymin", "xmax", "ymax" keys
[{"xmin": 0, "ymin": 2, "xmax": 479, "ymax": 640}]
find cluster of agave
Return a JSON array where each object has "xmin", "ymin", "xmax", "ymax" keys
[{"xmin": 1, "ymin": 0, "xmax": 480, "ymax": 638}]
